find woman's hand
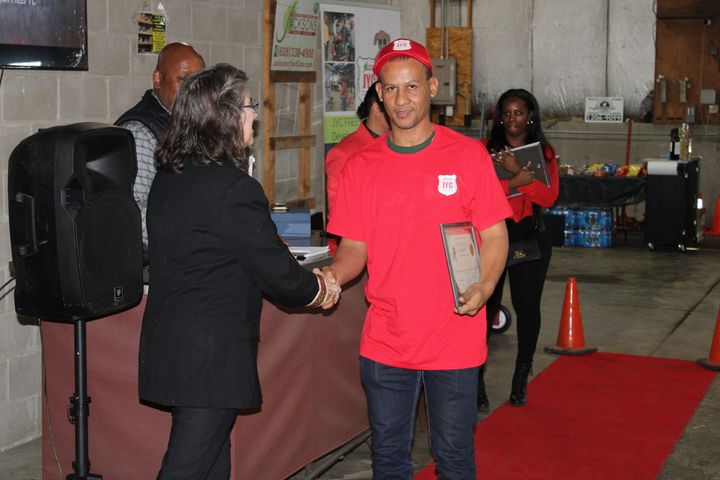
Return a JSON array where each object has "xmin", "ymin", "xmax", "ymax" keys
[
  {"xmin": 508, "ymin": 163, "xmax": 535, "ymax": 189},
  {"xmin": 492, "ymin": 146, "xmax": 522, "ymax": 175},
  {"xmin": 307, "ymin": 268, "xmax": 342, "ymax": 310}
]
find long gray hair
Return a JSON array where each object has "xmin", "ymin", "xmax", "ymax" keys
[{"xmin": 156, "ymin": 63, "xmax": 252, "ymax": 173}]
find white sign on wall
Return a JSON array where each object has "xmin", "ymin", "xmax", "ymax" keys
[
  {"xmin": 271, "ymin": 0, "xmax": 320, "ymax": 72},
  {"xmin": 584, "ymin": 97, "xmax": 624, "ymax": 123}
]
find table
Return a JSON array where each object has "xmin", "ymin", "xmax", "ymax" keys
[
  {"xmin": 41, "ymin": 272, "xmax": 369, "ymax": 480},
  {"xmin": 553, "ymin": 176, "xmax": 646, "ymax": 243},
  {"xmin": 555, "ymin": 175, "xmax": 646, "ymax": 208}
]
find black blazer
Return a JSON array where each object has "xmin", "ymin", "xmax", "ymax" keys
[{"xmin": 139, "ymin": 161, "xmax": 318, "ymax": 409}]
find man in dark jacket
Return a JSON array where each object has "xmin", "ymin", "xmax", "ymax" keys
[{"xmin": 115, "ymin": 42, "xmax": 205, "ymax": 256}]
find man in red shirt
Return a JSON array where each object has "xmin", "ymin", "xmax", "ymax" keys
[
  {"xmin": 325, "ymin": 80, "xmax": 390, "ymax": 215},
  {"xmin": 325, "ymin": 39, "xmax": 510, "ymax": 478}
]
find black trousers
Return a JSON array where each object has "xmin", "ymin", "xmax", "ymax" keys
[
  {"xmin": 157, "ymin": 406, "xmax": 238, "ymax": 480},
  {"xmin": 486, "ymin": 215, "xmax": 552, "ymax": 364}
]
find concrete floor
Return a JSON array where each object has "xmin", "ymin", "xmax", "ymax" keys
[{"xmin": 2, "ymin": 232, "xmax": 720, "ymax": 479}]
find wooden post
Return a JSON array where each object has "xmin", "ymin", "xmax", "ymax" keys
[
  {"xmin": 262, "ymin": 0, "xmax": 318, "ymax": 205},
  {"xmin": 426, "ymin": 1, "xmax": 473, "ymax": 126},
  {"xmin": 426, "ymin": 27, "xmax": 473, "ymax": 126},
  {"xmin": 263, "ymin": 0, "xmax": 277, "ymax": 203},
  {"xmin": 299, "ymin": 82, "xmax": 312, "ymax": 199},
  {"xmin": 431, "ymin": 0, "xmax": 473, "ymax": 27}
]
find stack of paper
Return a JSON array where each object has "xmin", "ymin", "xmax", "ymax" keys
[{"xmin": 288, "ymin": 246, "xmax": 330, "ymax": 264}]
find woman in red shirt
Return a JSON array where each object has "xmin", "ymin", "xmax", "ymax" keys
[{"xmin": 480, "ymin": 89, "xmax": 559, "ymax": 408}]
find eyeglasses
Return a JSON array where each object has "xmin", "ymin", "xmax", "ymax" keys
[{"xmin": 241, "ymin": 99, "xmax": 259, "ymax": 112}]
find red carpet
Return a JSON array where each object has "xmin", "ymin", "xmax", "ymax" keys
[{"xmin": 415, "ymin": 352, "xmax": 717, "ymax": 480}]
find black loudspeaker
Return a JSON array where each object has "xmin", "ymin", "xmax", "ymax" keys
[
  {"xmin": 8, "ymin": 122, "xmax": 143, "ymax": 321},
  {"xmin": 645, "ymin": 159, "xmax": 700, "ymax": 251}
]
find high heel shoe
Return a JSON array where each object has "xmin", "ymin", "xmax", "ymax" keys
[
  {"xmin": 477, "ymin": 365, "xmax": 489, "ymax": 411},
  {"xmin": 509, "ymin": 361, "xmax": 532, "ymax": 407}
]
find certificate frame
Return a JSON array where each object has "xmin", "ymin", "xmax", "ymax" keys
[{"xmin": 440, "ymin": 222, "xmax": 481, "ymax": 309}]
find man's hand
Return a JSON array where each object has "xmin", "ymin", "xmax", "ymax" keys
[{"xmin": 455, "ymin": 282, "xmax": 493, "ymax": 316}]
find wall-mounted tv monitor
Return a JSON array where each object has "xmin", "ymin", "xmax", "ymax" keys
[{"xmin": 0, "ymin": 0, "xmax": 88, "ymax": 70}]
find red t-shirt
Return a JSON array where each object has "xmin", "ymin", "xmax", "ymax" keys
[
  {"xmin": 328, "ymin": 126, "xmax": 512, "ymax": 370},
  {"xmin": 325, "ymin": 123, "xmax": 380, "ymax": 215}
]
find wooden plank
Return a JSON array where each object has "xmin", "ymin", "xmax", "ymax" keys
[
  {"xmin": 269, "ymin": 135, "xmax": 317, "ymax": 150},
  {"xmin": 656, "ymin": 0, "xmax": 720, "ymax": 19},
  {"xmin": 263, "ymin": 0, "xmax": 276, "ymax": 202},
  {"xmin": 654, "ymin": 11, "xmax": 720, "ymax": 124},
  {"xmin": 262, "ymin": 0, "xmax": 320, "ymax": 205},
  {"xmin": 269, "ymin": 71, "xmax": 316, "ymax": 83},
  {"xmin": 299, "ymin": 82, "xmax": 312, "ymax": 199},
  {"xmin": 426, "ymin": 27, "xmax": 473, "ymax": 126}
]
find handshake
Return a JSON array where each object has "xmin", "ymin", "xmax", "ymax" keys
[{"xmin": 306, "ymin": 267, "xmax": 342, "ymax": 310}]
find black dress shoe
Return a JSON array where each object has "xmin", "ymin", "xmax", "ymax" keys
[
  {"xmin": 477, "ymin": 365, "xmax": 489, "ymax": 411},
  {"xmin": 477, "ymin": 389, "xmax": 489, "ymax": 411},
  {"xmin": 509, "ymin": 361, "xmax": 532, "ymax": 407}
]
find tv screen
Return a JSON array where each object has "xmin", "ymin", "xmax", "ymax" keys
[{"xmin": 0, "ymin": 0, "xmax": 88, "ymax": 70}]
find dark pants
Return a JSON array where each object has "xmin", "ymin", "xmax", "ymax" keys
[
  {"xmin": 486, "ymin": 215, "xmax": 552, "ymax": 363},
  {"xmin": 360, "ymin": 356, "xmax": 479, "ymax": 480},
  {"xmin": 157, "ymin": 406, "xmax": 238, "ymax": 480}
]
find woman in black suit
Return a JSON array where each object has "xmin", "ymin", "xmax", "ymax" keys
[{"xmin": 139, "ymin": 63, "xmax": 339, "ymax": 480}]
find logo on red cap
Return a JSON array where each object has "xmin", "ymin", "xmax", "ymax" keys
[
  {"xmin": 392, "ymin": 39, "xmax": 412, "ymax": 51},
  {"xmin": 372, "ymin": 38, "xmax": 433, "ymax": 77}
]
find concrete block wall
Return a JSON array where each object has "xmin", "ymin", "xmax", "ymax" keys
[
  {"xmin": 0, "ymin": 0, "xmax": 267, "ymax": 452},
  {"xmin": 422, "ymin": 0, "xmax": 656, "ymax": 118}
]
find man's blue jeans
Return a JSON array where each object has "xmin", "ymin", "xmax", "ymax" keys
[{"xmin": 360, "ymin": 356, "xmax": 479, "ymax": 480}]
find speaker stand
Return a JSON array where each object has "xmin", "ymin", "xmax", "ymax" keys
[{"xmin": 66, "ymin": 319, "xmax": 103, "ymax": 480}]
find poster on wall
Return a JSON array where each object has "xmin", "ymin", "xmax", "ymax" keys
[
  {"xmin": 320, "ymin": 2, "xmax": 400, "ymax": 144},
  {"xmin": 135, "ymin": 3, "xmax": 167, "ymax": 54},
  {"xmin": 271, "ymin": 0, "xmax": 320, "ymax": 72}
]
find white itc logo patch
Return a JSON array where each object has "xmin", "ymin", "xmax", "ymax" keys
[
  {"xmin": 393, "ymin": 39, "xmax": 411, "ymax": 51},
  {"xmin": 437, "ymin": 175, "xmax": 457, "ymax": 196}
]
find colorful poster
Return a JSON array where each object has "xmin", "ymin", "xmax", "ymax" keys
[
  {"xmin": 136, "ymin": 11, "xmax": 166, "ymax": 54},
  {"xmin": 271, "ymin": 0, "xmax": 320, "ymax": 72},
  {"xmin": 320, "ymin": 2, "xmax": 400, "ymax": 144}
]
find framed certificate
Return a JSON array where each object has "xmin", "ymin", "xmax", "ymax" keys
[{"xmin": 440, "ymin": 222, "xmax": 481, "ymax": 308}]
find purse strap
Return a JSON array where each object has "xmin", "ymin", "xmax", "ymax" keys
[{"xmin": 532, "ymin": 204, "xmax": 546, "ymax": 232}]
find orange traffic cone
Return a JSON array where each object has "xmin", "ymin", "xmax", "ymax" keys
[
  {"xmin": 545, "ymin": 277, "xmax": 597, "ymax": 355},
  {"xmin": 705, "ymin": 195, "xmax": 720, "ymax": 236},
  {"xmin": 697, "ymin": 306, "xmax": 720, "ymax": 370}
]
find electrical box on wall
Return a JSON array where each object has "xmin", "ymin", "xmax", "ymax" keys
[
  {"xmin": 700, "ymin": 89, "xmax": 716, "ymax": 104},
  {"xmin": 431, "ymin": 58, "xmax": 456, "ymax": 105}
]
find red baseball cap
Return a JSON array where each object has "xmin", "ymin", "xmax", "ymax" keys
[{"xmin": 373, "ymin": 38, "xmax": 433, "ymax": 76}]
